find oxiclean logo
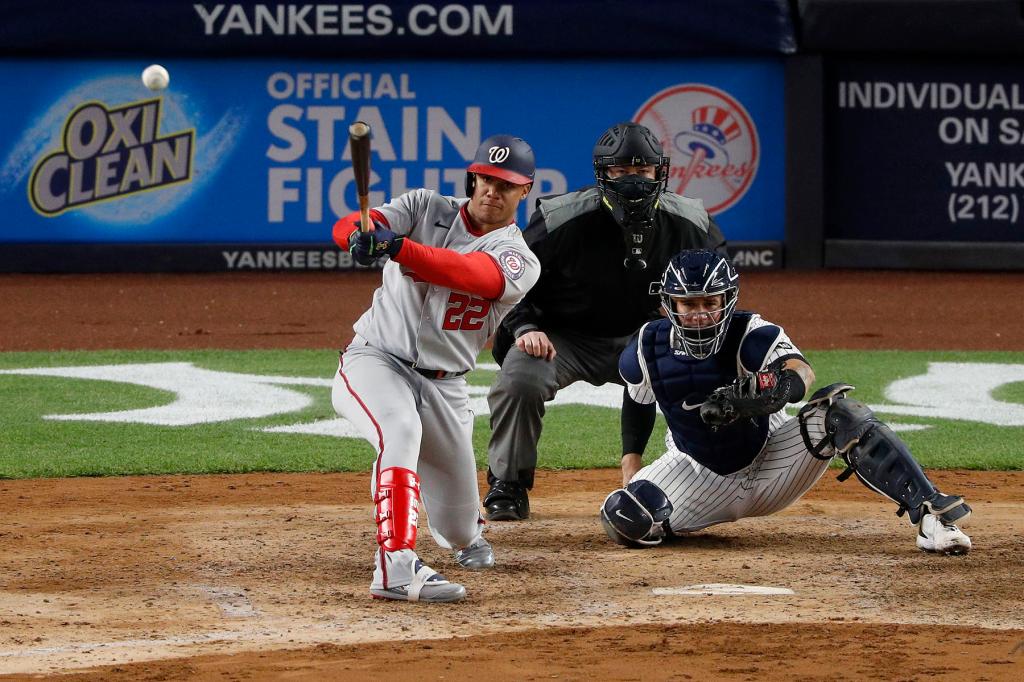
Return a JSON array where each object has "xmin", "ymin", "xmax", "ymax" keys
[{"xmin": 29, "ymin": 98, "xmax": 195, "ymax": 216}]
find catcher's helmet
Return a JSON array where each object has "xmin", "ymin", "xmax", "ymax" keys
[
  {"xmin": 593, "ymin": 122, "xmax": 669, "ymax": 226},
  {"xmin": 465, "ymin": 134, "xmax": 535, "ymax": 196},
  {"xmin": 659, "ymin": 249, "xmax": 739, "ymax": 359}
]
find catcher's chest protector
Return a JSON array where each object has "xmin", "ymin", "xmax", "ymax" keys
[{"xmin": 641, "ymin": 316, "xmax": 769, "ymax": 474}]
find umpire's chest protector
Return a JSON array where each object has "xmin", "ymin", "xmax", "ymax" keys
[{"xmin": 641, "ymin": 316, "xmax": 770, "ymax": 475}]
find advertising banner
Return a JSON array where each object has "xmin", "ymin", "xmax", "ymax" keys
[
  {"xmin": 0, "ymin": 1, "xmax": 796, "ymax": 58},
  {"xmin": 0, "ymin": 58, "xmax": 784, "ymax": 270},
  {"xmin": 828, "ymin": 59, "xmax": 1024, "ymax": 243}
]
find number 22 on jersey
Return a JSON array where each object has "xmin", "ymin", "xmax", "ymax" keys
[{"xmin": 442, "ymin": 293, "xmax": 491, "ymax": 331}]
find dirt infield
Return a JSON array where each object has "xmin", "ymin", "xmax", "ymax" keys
[
  {"xmin": 1, "ymin": 271, "xmax": 1023, "ymax": 680},
  {"xmin": 3, "ymin": 269, "xmax": 1024, "ymax": 352},
  {"xmin": 1, "ymin": 470, "xmax": 1022, "ymax": 680}
]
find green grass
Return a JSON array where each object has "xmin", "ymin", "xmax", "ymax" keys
[
  {"xmin": 1, "ymin": 348, "xmax": 1022, "ymax": 478},
  {"xmin": 473, "ymin": 405, "xmax": 656, "ymax": 470},
  {"xmin": 992, "ymin": 380, "xmax": 1024, "ymax": 404}
]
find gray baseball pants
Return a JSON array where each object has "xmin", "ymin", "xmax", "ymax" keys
[
  {"xmin": 486, "ymin": 328, "xmax": 632, "ymax": 486},
  {"xmin": 332, "ymin": 344, "xmax": 483, "ymax": 554}
]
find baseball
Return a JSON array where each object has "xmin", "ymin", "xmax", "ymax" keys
[{"xmin": 141, "ymin": 64, "xmax": 170, "ymax": 91}]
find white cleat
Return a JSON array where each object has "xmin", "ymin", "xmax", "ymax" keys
[
  {"xmin": 917, "ymin": 513, "xmax": 972, "ymax": 555},
  {"xmin": 370, "ymin": 559, "xmax": 467, "ymax": 603},
  {"xmin": 454, "ymin": 537, "xmax": 495, "ymax": 570}
]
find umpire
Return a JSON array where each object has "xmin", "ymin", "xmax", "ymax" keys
[{"xmin": 484, "ymin": 122, "xmax": 728, "ymax": 521}]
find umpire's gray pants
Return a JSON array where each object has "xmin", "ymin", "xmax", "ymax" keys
[{"xmin": 487, "ymin": 329, "xmax": 631, "ymax": 487}]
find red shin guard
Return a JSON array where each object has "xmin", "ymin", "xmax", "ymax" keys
[{"xmin": 374, "ymin": 467, "xmax": 420, "ymax": 552}]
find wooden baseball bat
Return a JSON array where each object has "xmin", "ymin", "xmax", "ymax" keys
[{"xmin": 348, "ymin": 121, "xmax": 373, "ymax": 232}]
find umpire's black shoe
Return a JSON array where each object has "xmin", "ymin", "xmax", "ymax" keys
[{"xmin": 483, "ymin": 480, "xmax": 530, "ymax": 521}]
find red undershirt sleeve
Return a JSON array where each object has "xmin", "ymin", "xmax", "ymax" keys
[
  {"xmin": 331, "ymin": 209, "xmax": 388, "ymax": 250},
  {"xmin": 393, "ymin": 239, "xmax": 504, "ymax": 300}
]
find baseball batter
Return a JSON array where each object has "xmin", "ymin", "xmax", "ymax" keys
[
  {"xmin": 601, "ymin": 250, "xmax": 973, "ymax": 555},
  {"xmin": 330, "ymin": 135, "xmax": 540, "ymax": 603}
]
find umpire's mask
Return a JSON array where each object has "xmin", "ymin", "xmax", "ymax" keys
[{"xmin": 593, "ymin": 122, "xmax": 669, "ymax": 270}]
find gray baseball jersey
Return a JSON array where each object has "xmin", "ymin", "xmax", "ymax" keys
[{"xmin": 354, "ymin": 188, "xmax": 540, "ymax": 372}]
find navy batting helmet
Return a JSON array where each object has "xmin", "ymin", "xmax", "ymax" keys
[
  {"xmin": 465, "ymin": 134, "xmax": 535, "ymax": 196},
  {"xmin": 659, "ymin": 249, "xmax": 739, "ymax": 359}
]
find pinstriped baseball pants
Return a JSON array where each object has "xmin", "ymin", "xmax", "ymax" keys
[{"xmin": 631, "ymin": 404, "xmax": 832, "ymax": 534}]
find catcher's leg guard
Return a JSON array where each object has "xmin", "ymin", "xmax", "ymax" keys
[
  {"xmin": 798, "ymin": 382, "xmax": 856, "ymax": 459},
  {"xmin": 600, "ymin": 480, "xmax": 673, "ymax": 548},
  {"xmin": 802, "ymin": 389, "xmax": 970, "ymax": 526},
  {"xmin": 375, "ymin": 466, "xmax": 420, "ymax": 552}
]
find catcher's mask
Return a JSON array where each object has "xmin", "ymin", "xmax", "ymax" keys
[
  {"xmin": 593, "ymin": 122, "xmax": 669, "ymax": 270},
  {"xmin": 658, "ymin": 249, "xmax": 738, "ymax": 359}
]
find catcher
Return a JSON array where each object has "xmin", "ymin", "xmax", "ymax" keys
[{"xmin": 601, "ymin": 249, "xmax": 973, "ymax": 555}]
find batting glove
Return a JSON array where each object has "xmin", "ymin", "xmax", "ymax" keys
[{"xmin": 348, "ymin": 224, "xmax": 404, "ymax": 265}]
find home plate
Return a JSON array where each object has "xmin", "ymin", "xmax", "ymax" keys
[{"xmin": 653, "ymin": 583, "xmax": 794, "ymax": 596}]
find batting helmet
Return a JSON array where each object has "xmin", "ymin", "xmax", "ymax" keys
[
  {"xmin": 465, "ymin": 134, "xmax": 535, "ymax": 196},
  {"xmin": 659, "ymin": 249, "xmax": 739, "ymax": 359}
]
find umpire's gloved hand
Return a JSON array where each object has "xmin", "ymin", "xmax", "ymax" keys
[{"xmin": 348, "ymin": 223, "xmax": 404, "ymax": 266}]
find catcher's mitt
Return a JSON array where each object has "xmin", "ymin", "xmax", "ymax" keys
[{"xmin": 700, "ymin": 369, "xmax": 804, "ymax": 428}]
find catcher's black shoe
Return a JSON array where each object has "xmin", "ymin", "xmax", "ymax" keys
[{"xmin": 484, "ymin": 480, "xmax": 530, "ymax": 521}]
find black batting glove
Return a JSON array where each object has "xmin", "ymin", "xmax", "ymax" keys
[{"xmin": 348, "ymin": 224, "xmax": 403, "ymax": 265}]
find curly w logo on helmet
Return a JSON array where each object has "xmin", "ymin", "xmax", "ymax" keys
[{"xmin": 488, "ymin": 146, "xmax": 511, "ymax": 164}]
